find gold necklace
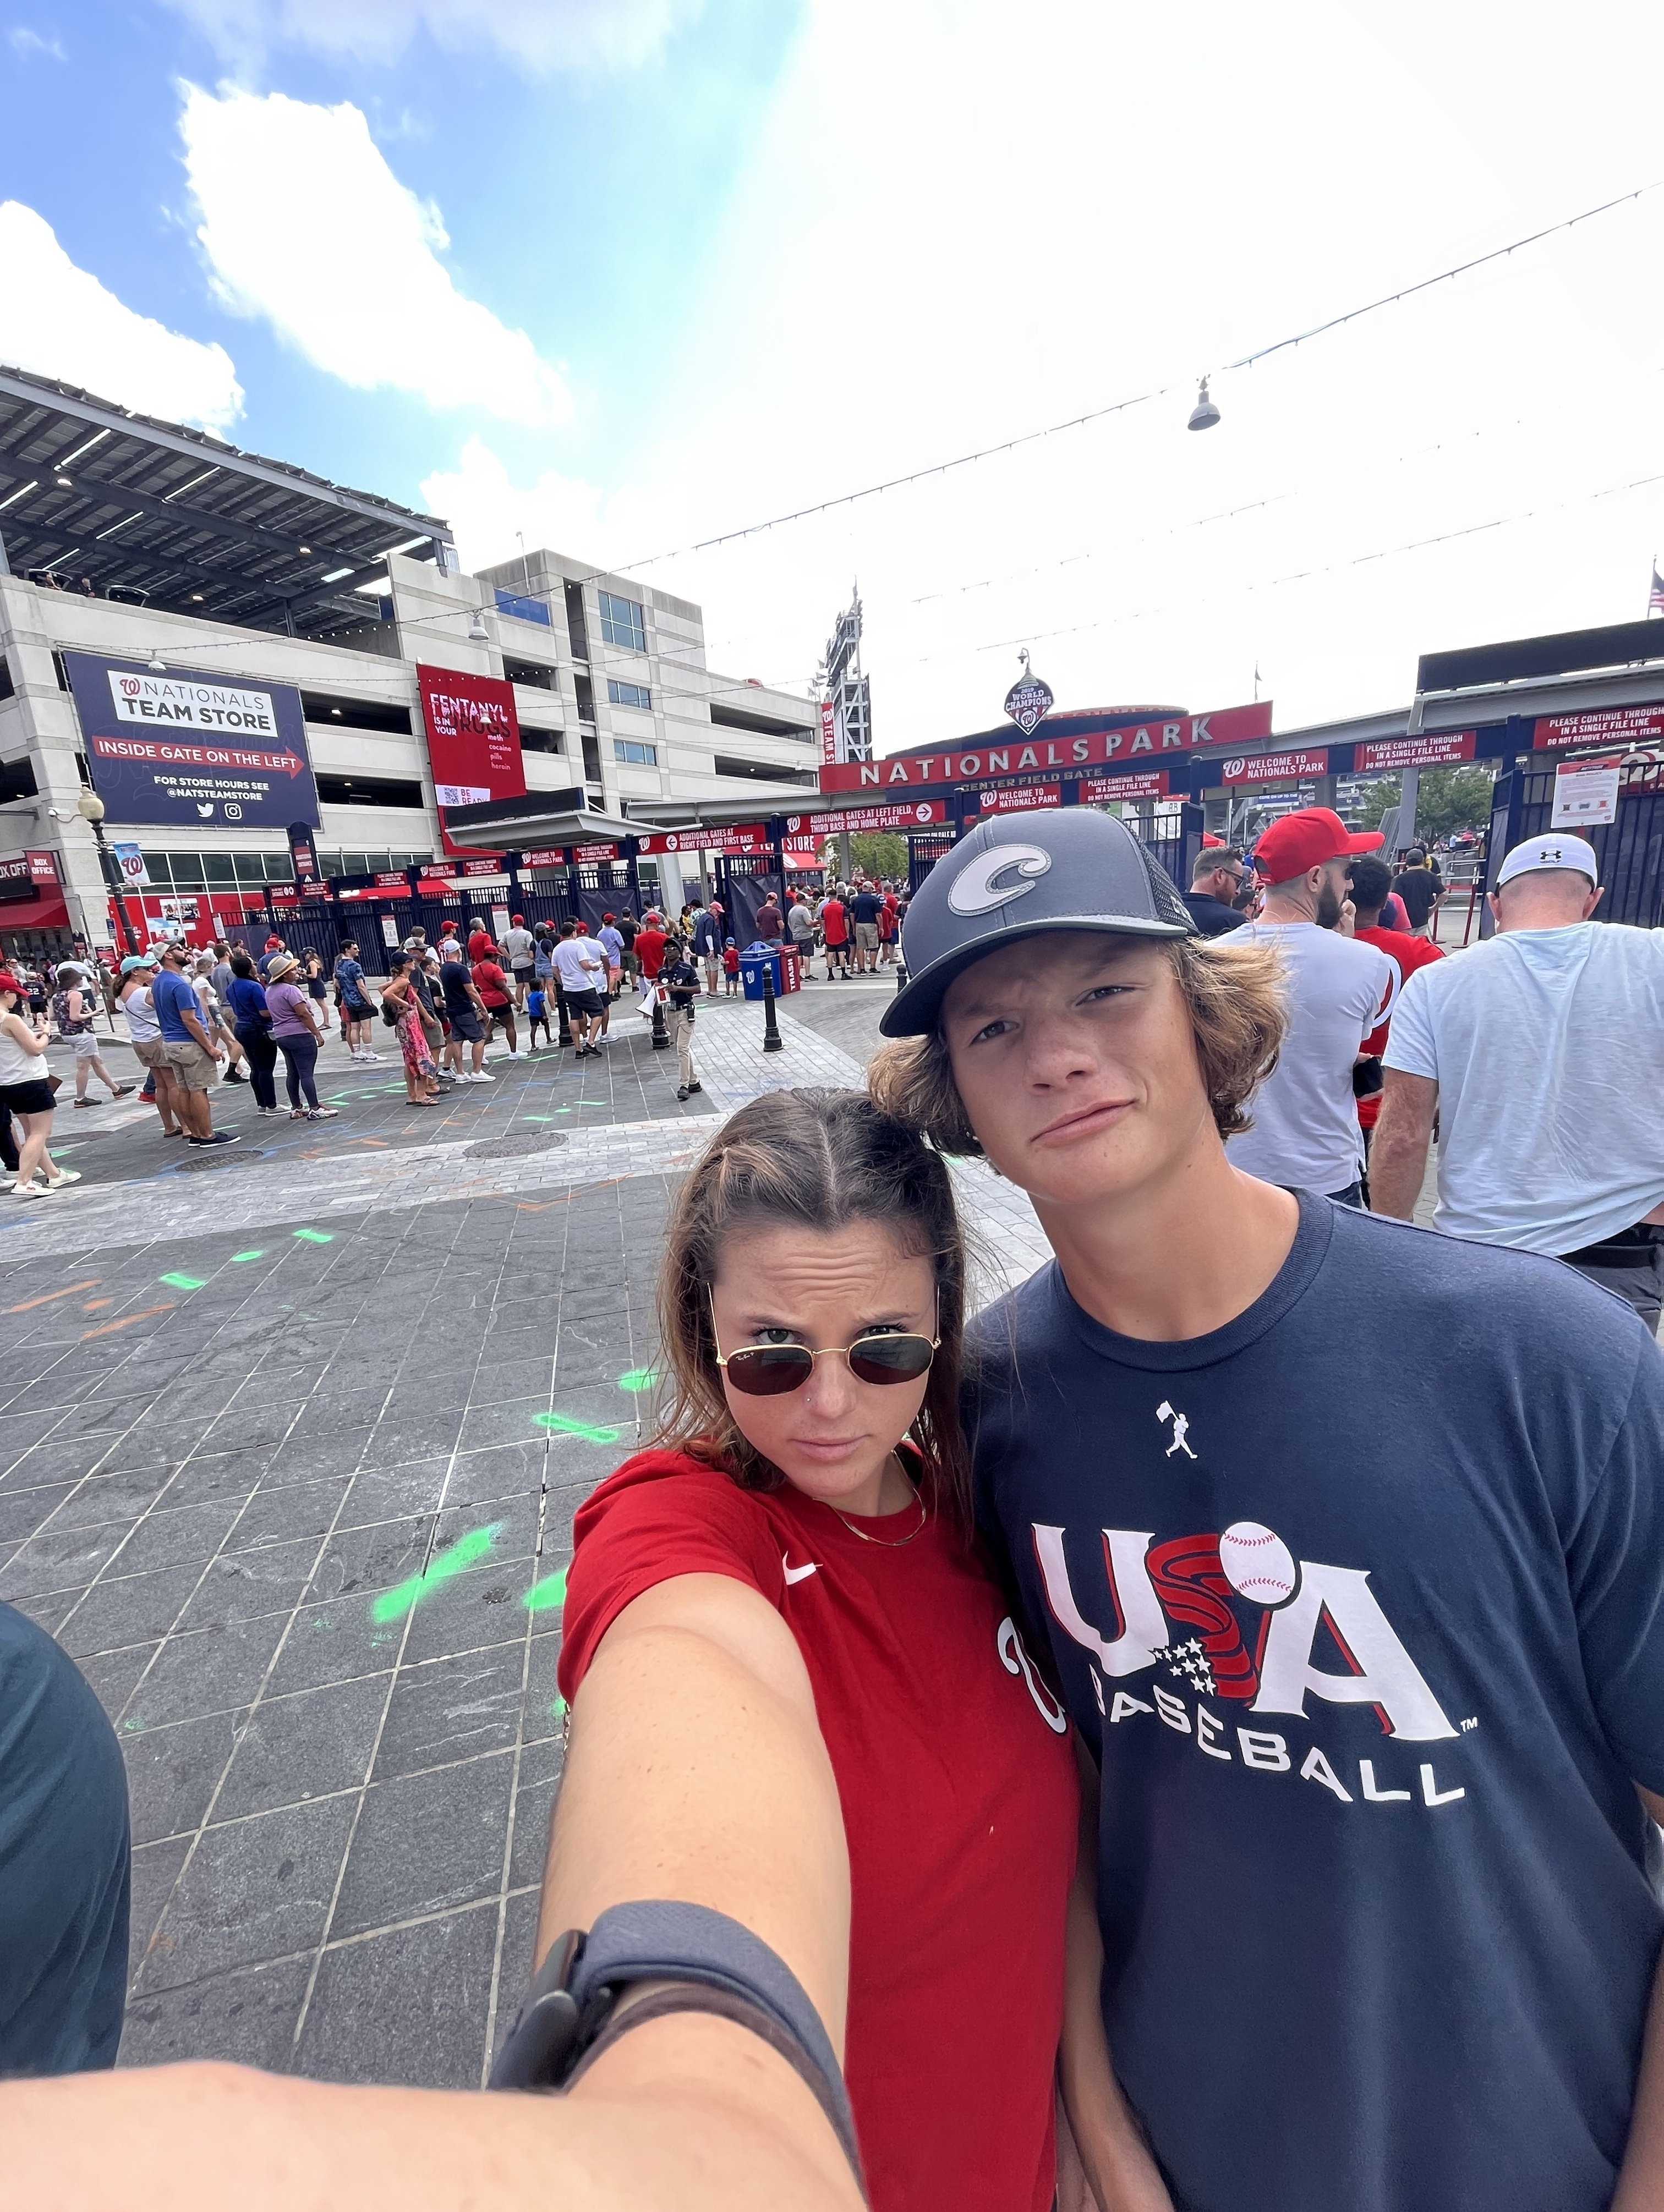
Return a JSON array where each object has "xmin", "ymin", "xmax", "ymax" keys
[{"xmin": 825, "ymin": 1457, "xmax": 930, "ymax": 1548}]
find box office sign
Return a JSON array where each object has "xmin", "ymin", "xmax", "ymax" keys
[
  {"xmin": 0, "ymin": 849, "xmax": 58, "ymax": 904},
  {"xmin": 65, "ymin": 652, "xmax": 320, "ymax": 829}
]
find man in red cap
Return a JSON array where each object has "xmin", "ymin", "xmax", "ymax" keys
[{"xmin": 1230, "ymin": 806, "xmax": 1394, "ymax": 1206}]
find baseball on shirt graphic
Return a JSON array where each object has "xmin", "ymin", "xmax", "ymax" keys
[{"xmin": 1030, "ymin": 1517, "xmax": 1469, "ymax": 1812}]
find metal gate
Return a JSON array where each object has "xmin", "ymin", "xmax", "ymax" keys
[
  {"xmin": 907, "ymin": 831, "xmax": 958, "ymax": 892},
  {"xmin": 714, "ymin": 855, "xmax": 785, "ymax": 942},
  {"xmin": 1498, "ymin": 758, "xmax": 1664, "ymax": 927}
]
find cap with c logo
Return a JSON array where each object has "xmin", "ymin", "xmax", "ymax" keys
[{"xmin": 880, "ymin": 809, "xmax": 1194, "ymax": 1038}]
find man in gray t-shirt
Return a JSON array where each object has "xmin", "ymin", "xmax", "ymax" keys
[
  {"xmin": 502, "ymin": 917, "xmax": 536, "ymax": 1007},
  {"xmin": 1375, "ymin": 832, "xmax": 1664, "ymax": 1323}
]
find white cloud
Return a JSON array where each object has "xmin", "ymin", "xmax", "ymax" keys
[
  {"xmin": 156, "ymin": 0, "xmax": 698, "ymax": 74},
  {"xmin": 179, "ymin": 85, "xmax": 569, "ymax": 426},
  {"xmin": 0, "ymin": 200, "xmax": 243, "ymax": 431},
  {"xmin": 435, "ymin": 0, "xmax": 1664, "ymax": 745},
  {"xmin": 8, "ymin": 26, "xmax": 65, "ymax": 58}
]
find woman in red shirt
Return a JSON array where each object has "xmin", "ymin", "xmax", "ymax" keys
[{"xmin": 552, "ymin": 1090, "xmax": 1132, "ymax": 2212}]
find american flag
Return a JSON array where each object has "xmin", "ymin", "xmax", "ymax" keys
[{"xmin": 1651, "ymin": 566, "xmax": 1664, "ymax": 616}]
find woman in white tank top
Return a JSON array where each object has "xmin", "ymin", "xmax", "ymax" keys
[{"xmin": 0, "ymin": 972, "xmax": 80, "ymax": 1197}]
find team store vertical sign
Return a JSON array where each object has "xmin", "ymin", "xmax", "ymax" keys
[{"xmin": 416, "ymin": 663, "xmax": 526, "ymax": 857}]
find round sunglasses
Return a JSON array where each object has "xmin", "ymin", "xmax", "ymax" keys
[{"xmin": 709, "ymin": 1294, "xmax": 939, "ymax": 1397}]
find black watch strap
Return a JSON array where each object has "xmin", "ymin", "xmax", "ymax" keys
[{"xmin": 489, "ymin": 1901, "xmax": 863, "ymax": 2194}]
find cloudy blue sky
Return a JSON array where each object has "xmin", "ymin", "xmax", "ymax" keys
[{"xmin": 4, "ymin": 1, "xmax": 1664, "ymax": 744}]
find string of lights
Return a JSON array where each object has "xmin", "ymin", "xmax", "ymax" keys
[
  {"xmin": 591, "ymin": 178, "xmax": 1662, "ymax": 577},
  {"xmin": 905, "ymin": 459, "xmax": 1664, "ymax": 669}
]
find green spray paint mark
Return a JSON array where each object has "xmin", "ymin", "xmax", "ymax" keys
[
  {"xmin": 293, "ymin": 1228, "xmax": 334, "ymax": 1243},
  {"xmin": 229, "ymin": 1249, "xmax": 265, "ymax": 1262},
  {"xmin": 370, "ymin": 1521, "xmax": 503, "ymax": 1625},
  {"xmin": 159, "ymin": 1272, "xmax": 206, "ymax": 1290},
  {"xmin": 521, "ymin": 1115, "xmax": 558, "ymax": 1123},
  {"xmin": 522, "ymin": 1567, "xmax": 567, "ymax": 1613},
  {"xmin": 533, "ymin": 1412, "xmax": 621, "ymax": 1444},
  {"xmin": 616, "ymin": 1369, "xmax": 658, "ymax": 1393},
  {"xmin": 549, "ymin": 1695, "xmax": 567, "ymax": 1724}
]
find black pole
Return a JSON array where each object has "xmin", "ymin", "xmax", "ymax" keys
[
  {"xmin": 554, "ymin": 979, "xmax": 572, "ymax": 1049},
  {"xmin": 91, "ymin": 821, "xmax": 140, "ymax": 956},
  {"xmin": 894, "ymin": 956, "xmax": 908, "ymax": 995},
  {"xmin": 650, "ymin": 986, "xmax": 669, "ymax": 1050},
  {"xmin": 762, "ymin": 955, "xmax": 783, "ymax": 1052}
]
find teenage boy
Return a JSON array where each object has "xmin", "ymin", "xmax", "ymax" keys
[{"xmin": 872, "ymin": 809, "xmax": 1664, "ymax": 2212}]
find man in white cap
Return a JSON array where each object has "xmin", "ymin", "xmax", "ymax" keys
[
  {"xmin": 1372, "ymin": 832, "xmax": 1664, "ymax": 1325},
  {"xmin": 1227, "ymin": 806, "xmax": 1395, "ymax": 1206}
]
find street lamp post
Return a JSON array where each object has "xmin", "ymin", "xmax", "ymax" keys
[{"xmin": 76, "ymin": 791, "xmax": 140, "ymax": 957}]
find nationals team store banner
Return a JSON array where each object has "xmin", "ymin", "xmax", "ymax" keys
[
  {"xmin": 64, "ymin": 652, "xmax": 320, "ymax": 830},
  {"xmin": 416, "ymin": 663, "xmax": 526, "ymax": 858}
]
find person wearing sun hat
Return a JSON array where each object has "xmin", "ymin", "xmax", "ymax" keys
[
  {"xmin": 866, "ymin": 806, "xmax": 1664, "ymax": 2212},
  {"xmin": 1226, "ymin": 805, "xmax": 1397, "ymax": 1206},
  {"xmin": 1374, "ymin": 830, "xmax": 1664, "ymax": 1322}
]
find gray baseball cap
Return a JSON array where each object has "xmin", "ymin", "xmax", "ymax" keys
[{"xmin": 880, "ymin": 809, "xmax": 1194, "ymax": 1038}]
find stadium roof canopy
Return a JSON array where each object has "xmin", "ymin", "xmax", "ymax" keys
[{"xmin": 0, "ymin": 364, "xmax": 457, "ymax": 643}]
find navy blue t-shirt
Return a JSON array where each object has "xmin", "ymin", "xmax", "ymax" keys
[
  {"xmin": 969, "ymin": 1195, "xmax": 1664, "ymax": 2212},
  {"xmin": 0, "ymin": 1601, "xmax": 130, "ymax": 2072}
]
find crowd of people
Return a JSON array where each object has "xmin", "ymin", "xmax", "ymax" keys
[{"xmin": 7, "ymin": 803, "xmax": 1664, "ymax": 2212}]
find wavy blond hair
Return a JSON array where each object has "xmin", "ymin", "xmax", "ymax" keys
[{"xmin": 868, "ymin": 934, "xmax": 1287, "ymax": 1157}]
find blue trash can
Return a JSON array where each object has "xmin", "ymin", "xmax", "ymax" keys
[{"xmin": 740, "ymin": 943, "xmax": 781, "ymax": 1001}]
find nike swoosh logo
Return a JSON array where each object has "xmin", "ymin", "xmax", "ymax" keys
[{"xmin": 782, "ymin": 1558, "xmax": 819, "ymax": 1585}]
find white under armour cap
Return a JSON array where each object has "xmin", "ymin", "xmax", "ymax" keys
[{"xmin": 1496, "ymin": 834, "xmax": 1599, "ymax": 890}]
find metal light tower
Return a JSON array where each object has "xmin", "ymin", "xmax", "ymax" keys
[{"xmin": 817, "ymin": 586, "xmax": 872, "ymax": 766}]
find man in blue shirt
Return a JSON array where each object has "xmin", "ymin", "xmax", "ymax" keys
[
  {"xmin": 873, "ymin": 810, "xmax": 1664, "ymax": 2212},
  {"xmin": 151, "ymin": 942, "xmax": 236, "ymax": 1146}
]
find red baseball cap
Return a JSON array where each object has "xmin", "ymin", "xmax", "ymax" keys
[
  {"xmin": 0, "ymin": 973, "xmax": 24, "ymax": 998},
  {"xmin": 1253, "ymin": 807, "xmax": 1382, "ymax": 882},
  {"xmin": 511, "ymin": 913, "xmax": 524, "ymax": 924}
]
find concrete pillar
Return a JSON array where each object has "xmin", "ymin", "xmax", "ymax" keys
[{"xmin": 1310, "ymin": 775, "xmax": 1337, "ymax": 813}]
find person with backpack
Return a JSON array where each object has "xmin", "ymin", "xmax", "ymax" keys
[{"xmin": 52, "ymin": 963, "xmax": 133, "ymax": 1109}]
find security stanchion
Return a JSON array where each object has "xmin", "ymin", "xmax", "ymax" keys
[
  {"xmin": 554, "ymin": 982, "xmax": 572, "ymax": 1049},
  {"xmin": 650, "ymin": 988, "xmax": 670, "ymax": 1050},
  {"xmin": 894, "ymin": 958, "xmax": 908, "ymax": 995},
  {"xmin": 762, "ymin": 959, "xmax": 784, "ymax": 1053}
]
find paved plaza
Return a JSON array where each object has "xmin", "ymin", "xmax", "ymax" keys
[{"xmin": 0, "ymin": 975, "xmax": 1049, "ymax": 2088}]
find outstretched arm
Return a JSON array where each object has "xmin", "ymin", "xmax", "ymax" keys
[{"xmin": 4, "ymin": 1572, "xmax": 860, "ymax": 2212}]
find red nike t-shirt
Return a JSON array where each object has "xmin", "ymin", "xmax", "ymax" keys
[
  {"xmin": 1355, "ymin": 923, "xmax": 1445, "ymax": 1129},
  {"xmin": 559, "ymin": 1450, "xmax": 1079, "ymax": 2212}
]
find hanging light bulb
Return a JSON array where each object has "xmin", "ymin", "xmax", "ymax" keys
[
  {"xmin": 467, "ymin": 610, "xmax": 489, "ymax": 643},
  {"xmin": 1187, "ymin": 377, "xmax": 1221, "ymax": 432},
  {"xmin": 147, "ymin": 651, "xmax": 167, "ymax": 672}
]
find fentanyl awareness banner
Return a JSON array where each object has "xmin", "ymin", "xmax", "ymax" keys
[{"xmin": 65, "ymin": 652, "xmax": 320, "ymax": 830}]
